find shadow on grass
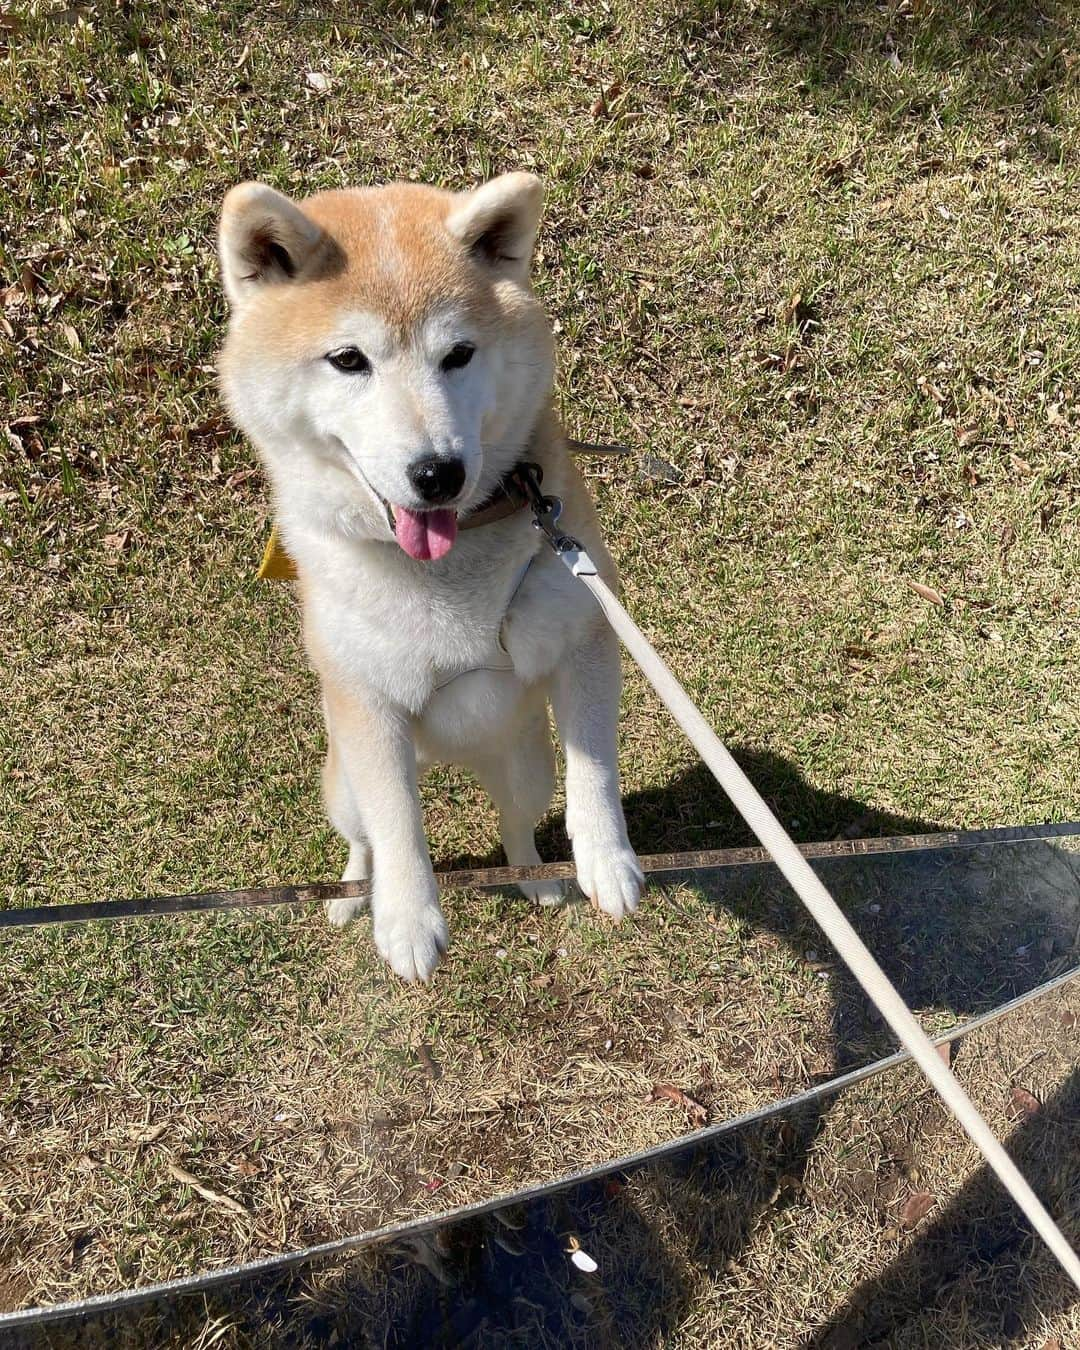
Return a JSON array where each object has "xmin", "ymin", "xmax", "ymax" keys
[
  {"xmin": 29, "ymin": 750, "xmax": 1079, "ymax": 1346},
  {"xmin": 677, "ymin": 0, "xmax": 1070, "ymax": 131},
  {"xmin": 438, "ymin": 748, "xmax": 939, "ymax": 874}
]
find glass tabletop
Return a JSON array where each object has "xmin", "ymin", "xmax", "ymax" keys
[{"xmin": 2, "ymin": 825, "xmax": 1079, "ymax": 1343}]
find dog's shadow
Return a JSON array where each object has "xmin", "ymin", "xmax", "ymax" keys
[
  {"xmin": 63, "ymin": 755, "xmax": 1080, "ymax": 1347},
  {"xmin": 439, "ymin": 749, "xmax": 941, "ymax": 872}
]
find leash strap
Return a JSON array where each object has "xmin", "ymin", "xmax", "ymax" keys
[{"xmin": 519, "ymin": 466, "xmax": 1080, "ymax": 1292}]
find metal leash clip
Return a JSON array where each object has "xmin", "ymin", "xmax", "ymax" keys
[
  {"xmin": 511, "ymin": 462, "xmax": 598, "ymax": 579},
  {"xmin": 513, "ymin": 463, "xmax": 585, "ymax": 556}
]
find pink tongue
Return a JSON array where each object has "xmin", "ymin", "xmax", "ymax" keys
[{"xmin": 393, "ymin": 507, "xmax": 458, "ymax": 561}]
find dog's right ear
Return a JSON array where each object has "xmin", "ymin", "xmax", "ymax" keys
[{"xmin": 218, "ymin": 183, "xmax": 324, "ymax": 308}]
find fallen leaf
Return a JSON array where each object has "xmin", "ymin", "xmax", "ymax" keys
[
  {"xmin": 306, "ymin": 71, "xmax": 332, "ymax": 92},
  {"xmin": 234, "ymin": 43, "xmax": 251, "ymax": 70},
  {"xmin": 103, "ymin": 529, "xmax": 132, "ymax": 554},
  {"xmin": 128, "ymin": 1122, "xmax": 167, "ymax": 1145},
  {"xmin": 1009, "ymin": 453, "xmax": 1032, "ymax": 476},
  {"xmin": 961, "ymin": 460, "xmax": 982, "ymax": 486},
  {"xmin": 61, "ymin": 323, "xmax": 82, "ymax": 353},
  {"xmin": 639, "ymin": 453, "xmax": 683, "ymax": 485},
  {"xmin": 1009, "ymin": 1085, "xmax": 1041, "ymax": 1119},
  {"xmin": 819, "ymin": 151, "xmax": 861, "ymax": 182},
  {"xmin": 649, "ymin": 1083, "xmax": 708, "ymax": 1129},
  {"xmin": 166, "ymin": 1161, "xmax": 249, "ymax": 1217},
  {"xmin": 415, "ymin": 1044, "xmax": 442, "ymax": 1082},
  {"xmin": 231, "ymin": 1157, "xmax": 262, "ymax": 1178},
  {"xmin": 900, "ymin": 1190, "xmax": 935, "ymax": 1229},
  {"xmin": 225, "ymin": 468, "xmax": 258, "ymax": 492},
  {"xmin": 904, "ymin": 579, "xmax": 945, "ymax": 606},
  {"xmin": 589, "ymin": 82, "xmax": 621, "ymax": 118}
]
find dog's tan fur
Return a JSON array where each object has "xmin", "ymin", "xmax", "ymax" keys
[{"xmin": 219, "ymin": 173, "xmax": 642, "ymax": 981}]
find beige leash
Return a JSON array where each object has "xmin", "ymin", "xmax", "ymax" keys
[{"xmin": 516, "ymin": 464, "xmax": 1080, "ymax": 1292}]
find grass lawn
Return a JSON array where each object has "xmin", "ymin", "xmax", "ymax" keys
[{"xmin": 1, "ymin": 0, "xmax": 1079, "ymax": 1343}]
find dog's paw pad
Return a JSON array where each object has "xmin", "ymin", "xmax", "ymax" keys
[
  {"xmin": 574, "ymin": 842, "xmax": 644, "ymax": 922},
  {"xmin": 518, "ymin": 878, "xmax": 567, "ymax": 908},
  {"xmin": 374, "ymin": 903, "xmax": 449, "ymax": 983},
  {"xmin": 324, "ymin": 895, "xmax": 367, "ymax": 928}
]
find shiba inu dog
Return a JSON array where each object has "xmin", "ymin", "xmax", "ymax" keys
[{"xmin": 218, "ymin": 172, "xmax": 643, "ymax": 981}]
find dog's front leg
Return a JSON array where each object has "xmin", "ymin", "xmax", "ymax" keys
[
  {"xmin": 551, "ymin": 617, "xmax": 644, "ymax": 920},
  {"xmin": 324, "ymin": 685, "xmax": 448, "ymax": 982}
]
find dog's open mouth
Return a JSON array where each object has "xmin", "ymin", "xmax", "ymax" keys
[{"xmin": 391, "ymin": 506, "xmax": 458, "ymax": 562}]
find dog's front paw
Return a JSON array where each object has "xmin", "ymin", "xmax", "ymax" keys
[
  {"xmin": 373, "ymin": 887, "xmax": 449, "ymax": 983},
  {"xmin": 324, "ymin": 893, "xmax": 368, "ymax": 927},
  {"xmin": 518, "ymin": 878, "xmax": 567, "ymax": 907},
  {"xmin": 573, "ymin": 839, "xmax": 644, "ymax": 921}
]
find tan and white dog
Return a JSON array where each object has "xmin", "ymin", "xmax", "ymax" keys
[{"xmin": 218, "ymin": 172, "xmax": 643, "ymax": 981}]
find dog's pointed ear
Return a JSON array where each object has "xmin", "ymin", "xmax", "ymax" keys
[
  {"xmin": 218, "ymin": 182, "xmax": 325, "ymax": 307},
  {"xmin": 446, "ymin": 172, "xmax": 543, "ymax": 277}
]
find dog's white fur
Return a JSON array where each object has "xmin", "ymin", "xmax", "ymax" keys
[{"xmin": 218, "ymin": 173, "xmax": 643, "ymax": 981}]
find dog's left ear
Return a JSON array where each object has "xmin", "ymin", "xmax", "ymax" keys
[{"xmin": 446, "ymin": 172, "xmax": 543, "ymax": 278}]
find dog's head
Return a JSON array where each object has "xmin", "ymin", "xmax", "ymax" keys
[{"xmin": 218, "ymin": 174, "xmax": 553, "ymax": 560}]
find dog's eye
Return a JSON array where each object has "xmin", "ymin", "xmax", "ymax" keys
[
  {"xmin": 326, "ymin": 347, "xmax": 371, "ymax": 374},
  {"xmin": 440, "ymin": 342, "xmax": 475, "ymax": 372}
]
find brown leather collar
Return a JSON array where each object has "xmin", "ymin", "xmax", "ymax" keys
[{"xmin": 458, "ymin": 466, "xmax": 531, "ymax": 531}]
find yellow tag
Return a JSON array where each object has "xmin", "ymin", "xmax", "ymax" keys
[{"xmin": 258, "ymin": 524, "xmax": 298, "ymax": 581}]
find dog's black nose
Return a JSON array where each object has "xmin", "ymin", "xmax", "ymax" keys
[{"xmin": 407, "ymin": 455, "xmax": 466, "ymax": 505}]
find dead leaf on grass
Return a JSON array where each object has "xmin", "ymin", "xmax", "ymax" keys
[
  {"xmin": 128, "ymin": 1122, "xmax": 167, "ymax": 1145},
  {"xmin": 415, "ymin": 1043, "xmax": 443, "ymax": 1082},
  {"xmin": 904, "ymin": 579, "xmax": 945, "ymax": 606},
  {"xmin": 900, "ymin": 1190, "xmax": 935, "ymax": 1229},
  {"xmin": 306, "ymin": 71, "xmax": 332, "ymax": 92},
  {"xmin": 649, "ymin": 1083, "xmax": 708, "ymax": 1129},
  {"xmin": 103, "ymin": 529, "xmax": 132, "ymax": 554},
  {"xmin": 1009, "ymin": 1085, "xmax": 1041, "ymax": 1119},
  {"xmin": 589, "ymin": 83, "xmax": 621, "ymax": 118},
  {"xmin": 166, "ymin": 1161, "xmax": 249, "ymax": 1217},
  {"xmin": 225, "ymin": 467, "xmax": 258, "ymax": 493},
  {"xmin": 1009, "ymin": 453, "xmax": 1032, "ymax": 476}
]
